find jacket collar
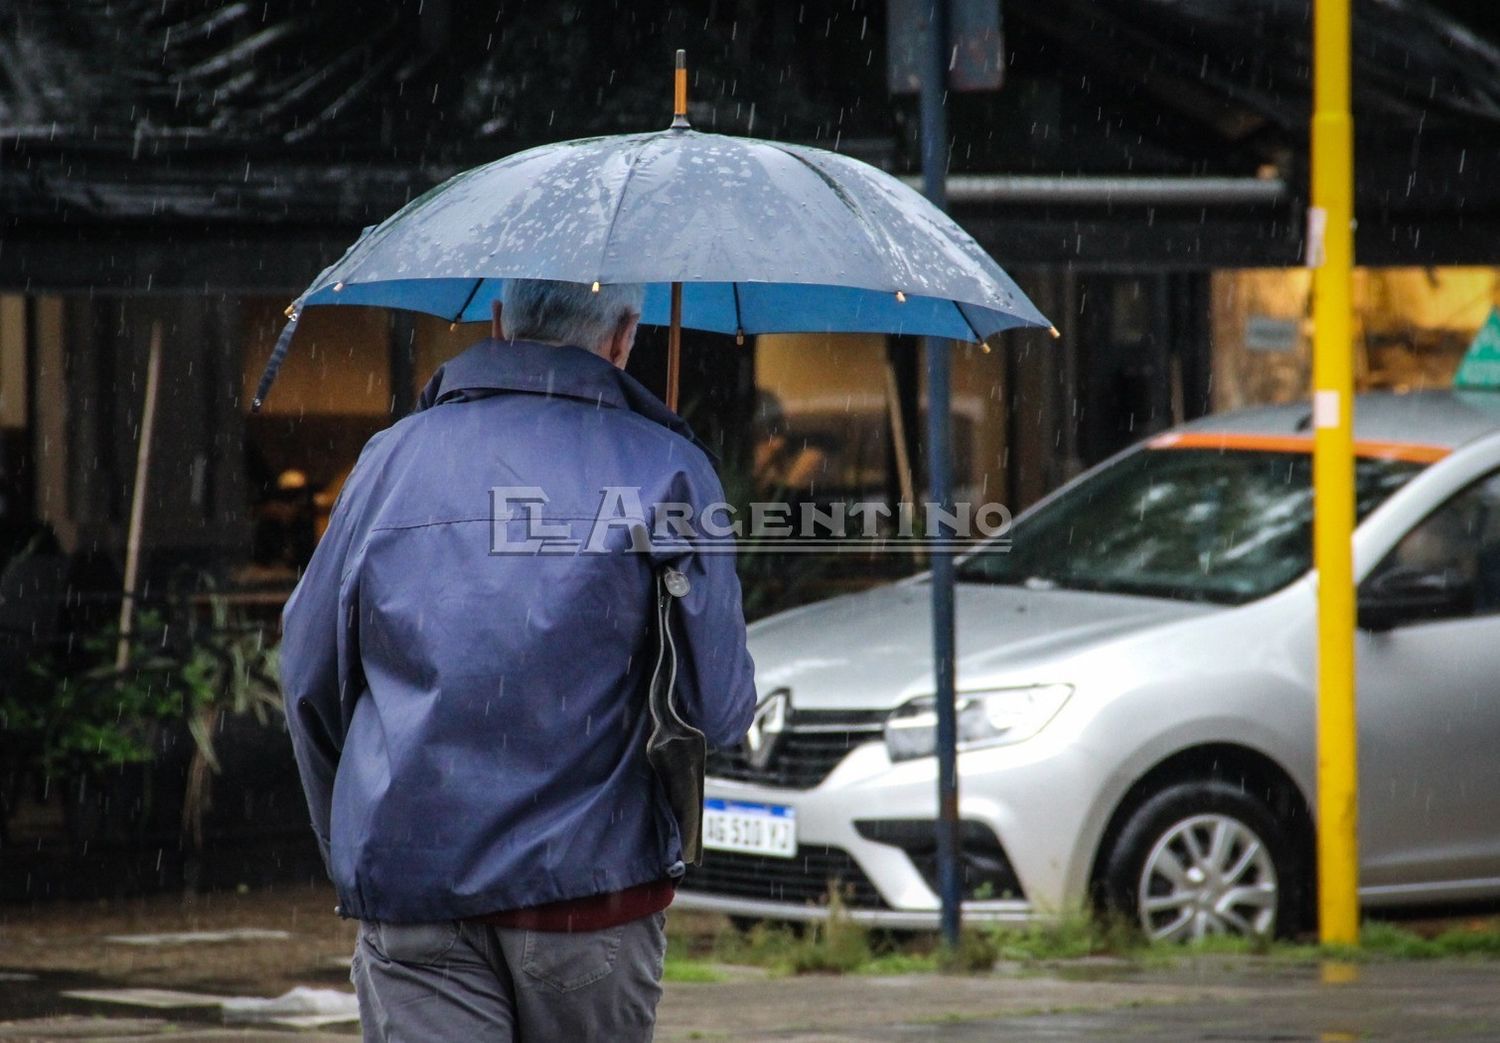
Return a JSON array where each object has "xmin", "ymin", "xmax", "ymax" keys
[{"xmin": 414, "ymin": 338, "xmax": 710, "ymax": 456}]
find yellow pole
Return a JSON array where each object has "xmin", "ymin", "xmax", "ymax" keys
[{"xmin": 1312, "ymin": 0, "xmax": 1359, "ymax": 947}]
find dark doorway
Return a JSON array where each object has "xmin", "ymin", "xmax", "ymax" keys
[{"xmin": 1075, "ymin": 272, "xmax": 1210, "ymax": 466}]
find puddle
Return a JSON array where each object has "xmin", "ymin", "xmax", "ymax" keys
[{"xmin": 102, "ymin": 929, "xmax": 292, "ymax": 946}]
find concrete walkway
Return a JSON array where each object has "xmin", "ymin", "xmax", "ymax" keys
[
  {"xmin": 4, "ymin": 888, "xmax": 1497, "ymax": 1040},
  {"xmin": 651, "ymin": 959, "xmax": 1500, "ymax": 1041},
  {"xmin": 3, "ymin": 958, "xmax": 1498, "ymax": 1041}
]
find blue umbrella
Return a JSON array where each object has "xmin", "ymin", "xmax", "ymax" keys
[{"xmin": 252, "ymin": 122, "xmax": 1050, "ymax": 409}]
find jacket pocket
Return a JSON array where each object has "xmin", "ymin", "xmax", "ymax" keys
[
  {"xmin": 369, "ymin": 920, "xmax": 461, "ymax": 965},
  {"xmin": 520, "ymin": 926, "xmax": 624, "ymax": 992}
]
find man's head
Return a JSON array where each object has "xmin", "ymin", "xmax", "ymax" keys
[{"xmin": 496, "ymin": 279, "xmax": 645, "ymax": 369}]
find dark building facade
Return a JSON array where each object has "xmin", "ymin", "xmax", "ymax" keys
[
  {"xmin": 3, "ymin": 0, "xmax": 1500, "ymax": 592},
  {"xmin": 5, "ymin": 0, "xmax": 1500, "ymax": 901}
]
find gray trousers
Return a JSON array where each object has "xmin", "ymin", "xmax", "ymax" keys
[{"xmin": 351, "ymin": 912, "xmax": 667, "ymax": 1042}]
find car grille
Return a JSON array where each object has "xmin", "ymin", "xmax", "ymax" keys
[
  {"xmin": 681, "ymin": 844, "xmax": 888, "ymax": 908},
  {"xmin": 706, "ymin": 709, "xmax": 887, "ymax": 789}
]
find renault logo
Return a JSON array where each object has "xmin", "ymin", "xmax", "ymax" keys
[{"xmin": 744, "ymin": 688, "xmax": 791, "ymax": 769}]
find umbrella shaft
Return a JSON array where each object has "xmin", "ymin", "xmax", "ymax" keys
[{"xmin": 667, "ymin": 281, "xmax": 683, "ymax": 412}]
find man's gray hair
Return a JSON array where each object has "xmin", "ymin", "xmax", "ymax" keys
[{"xmin": 500, "ymin": 279, "xmax": 645, "ymax": 349}]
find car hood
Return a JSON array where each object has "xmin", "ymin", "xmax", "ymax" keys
[{"xmin": 746, "ymin": 581, "xmax": 1213, "ymax": 711}]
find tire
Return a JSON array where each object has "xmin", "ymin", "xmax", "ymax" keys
[{"xmin": 1101, "ymin": 780, "xmax": 1305, "ymax": 942}]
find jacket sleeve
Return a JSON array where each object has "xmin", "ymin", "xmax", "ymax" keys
[
  {"xmin": 279, "ymin": 469, "xmax": 369, "ymax": 873},
  {"xmin": 668, "ymin": 461, "xmax": 758, "ymax": 750}
]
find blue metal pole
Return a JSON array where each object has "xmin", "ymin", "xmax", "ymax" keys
[{"xmin": 918, "ymin": 0, "xmax": 961, "ymax": 950}]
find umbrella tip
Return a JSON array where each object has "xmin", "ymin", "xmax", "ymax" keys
[
  {"xmin": 1048, "ymin": 324, "xmax": 1061, "ymax": 339},
  {"xmin": 671, "ymin": 49, "xmax": 691, "ymax": 129}
]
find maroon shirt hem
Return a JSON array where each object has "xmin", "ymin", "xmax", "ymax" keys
[{"xmin": 466, "ymin": 879, "xmax": 676, "ymax": 933}]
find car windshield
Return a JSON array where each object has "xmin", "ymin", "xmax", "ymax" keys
[{"xmin": 956, "ymin": 447, "xmax": 1426, "ymax": 605}]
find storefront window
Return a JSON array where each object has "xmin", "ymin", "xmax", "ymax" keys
[
  {"xmin": 1211, "ymin": 267, "xmax": 1500, "ymax": 411},
  {"xmin": 754, "ymin": 332, "xmax": 1007, "ymax": 507},
  {"xmin": 241, "ymin": 300, "xmax": 391, "ymax": 571},
  {"xmin": 754, "ymin": 333, "xmax": 892, "ymax": 500}
]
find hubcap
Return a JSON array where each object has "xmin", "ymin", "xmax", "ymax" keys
[{"xmin": 1137, "ymin": 813, "xmax": 1278, "ymax": 942}]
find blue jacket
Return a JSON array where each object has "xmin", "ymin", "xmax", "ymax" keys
[{"xmin": 280, "ymin": 338, "xmax": 756, "ymax": 923}]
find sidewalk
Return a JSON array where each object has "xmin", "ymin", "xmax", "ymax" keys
[
  {"xmin": 656, "ymin": 959, "xmax": 1500, "ymax": 1041},
  {"xmin": 2, "ymin": 885, "xmax": 1497, "ymax": 1041}
]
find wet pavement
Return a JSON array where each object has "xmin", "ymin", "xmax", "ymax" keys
[
  {"xmin": 2, "ymin": 889, "xmax": 1498, "ymax": 1040},
  {"xmin": 4, "ymin": 957, "xmax": 1499, "ymax": 1040},
  {"xmin": 650, "ymin": 959, "xmax": 1500, "ymax": 1041}
]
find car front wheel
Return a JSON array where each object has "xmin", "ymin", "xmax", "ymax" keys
[{"xmin": 1102, "ymin": 780, "xmax": 1301, "ymax": 942}]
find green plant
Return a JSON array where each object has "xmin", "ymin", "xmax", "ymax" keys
[
  {"xmin": 1, "ymin": 583, "xmax": 280, "ymax": 857},
  {"xmin": 707, "ymin": 887, "xmax": 876, "ymax": 975},
  {"xmin": 984, "ymin": 912, "xmax": 1134, "ymax": 962},
  {"xmin": 786, "ymin": 889, "xmax": 874, "ymax": 973},
  {"xmin": 3, "ymin": 609, "xmax": 186, "ymax": 779},
  {"xmin": 935, "ymin": 927, "xmax": 1001, "ymax": 973},
  {"xmin": 711, "ymin": 918, "xmax": 803, "ymax": 970},
  {"xmin": 174, "ymin": 589, "xmax": 281, "ymax": 849}
]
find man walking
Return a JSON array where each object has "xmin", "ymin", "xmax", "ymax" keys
[{"xmin": 281, "ymin": 279, "xmax": 757, "ymax": 1041}]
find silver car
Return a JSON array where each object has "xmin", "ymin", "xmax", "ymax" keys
[{"xmin": 679, "ymin": 391, "xmax": 1500, "ymax": 939}]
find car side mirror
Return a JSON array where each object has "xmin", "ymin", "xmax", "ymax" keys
[{"xmin": 1357, "ymin": 565, "xmax": 1474, "ymax": 632}]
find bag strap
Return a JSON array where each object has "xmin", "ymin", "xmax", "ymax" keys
[{"xmin": 647, "ymin": 566, "xmax": 692, "ymax": 733}]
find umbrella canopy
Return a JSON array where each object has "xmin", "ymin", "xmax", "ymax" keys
[
  {"xmin": 255, "ymin": 129, "xmax": 1050, "ymax": 407},
  {"xmin": 304, "ymin": 129, "xmax": 1046, "ymax": 339}
]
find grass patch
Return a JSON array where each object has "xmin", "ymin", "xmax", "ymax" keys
[
  {"xmin": 1132, "ymin": 929, "xmax": 1283, "ymax": 966},
  {"xmin": 935, "ymin": 926, "xmax": 1001, "ymax": 972},
  {"xmin": 669, "ymin": 899, "xmax": 1500, "ymax": 979},
  {"xmin": 662, "ymin": 956, "xmax": 729, "ymax": 983},
  {"xmin": 710, "ymin": 894, "xmax": 874, "ymax": 974},
  {"xmin": 1137, "ymin": 918, "xmax": 1500, "ymax": 967},
  {"xmin": 695, "ymin": 904, "xmax": 1135, "ymax": 976},
  {"xmin": 859, "ymin": 950, "xmax": 941, "ymax": 975},
  {"xmin": 1338, "ymin": 920, "xmax": 1500, "ymax": 961},
  {"xmin": 984, "ymin": 913, "xmax": 1138, "ymax": 963}
]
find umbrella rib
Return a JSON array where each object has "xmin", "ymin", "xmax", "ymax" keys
[
  {"xmin": 452, "ymin": 277, "xmax": 485, "ymax": 325},
  {"xmin": 596, "ymin": 133, "xmax": 663, "ymax": 283},
  {"xmin": 954, "ymin": 301, "xmax": 985, "ymax": 345},
  {"xmin": 762, "ymin": 142, "xmax": 913, "ymax": 293},
  {"xmin": 732, "ymin": 282, "xmax": 745, "ymax": 336}
]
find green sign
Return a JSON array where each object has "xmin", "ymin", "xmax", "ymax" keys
[{"xmin": 1455, "ymin": 308, "xmax": 1500, "ymax": 390}]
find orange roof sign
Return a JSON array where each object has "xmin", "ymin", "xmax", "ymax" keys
[{"xmin": 1148, "ymin": 430, "xmax": 1449, "ymax": 465}]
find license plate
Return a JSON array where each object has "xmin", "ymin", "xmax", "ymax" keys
[{"xmin": 702, "ymin": 798, "xmax": 796, "ymax": 858}]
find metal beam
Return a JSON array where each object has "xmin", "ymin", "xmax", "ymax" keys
[{"xmin": 902, "ymin": 174, "xmax": 1288, "ymax": 207}]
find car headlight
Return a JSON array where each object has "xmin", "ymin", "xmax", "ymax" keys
[{"xmin": 884, "ymin": 684, "xmax": 1073, "ymax": 762}]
